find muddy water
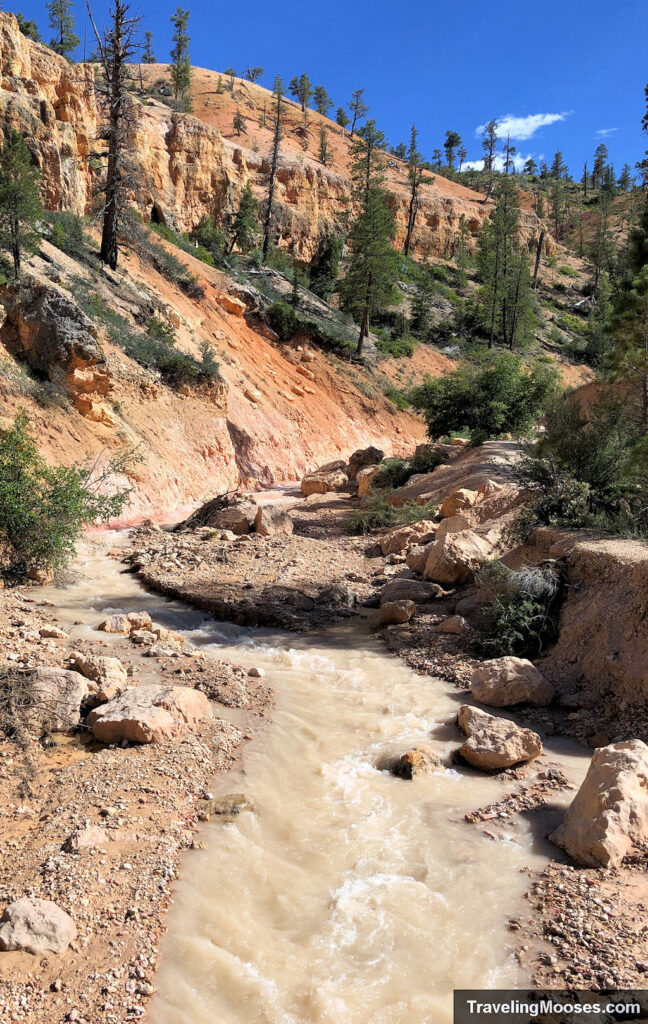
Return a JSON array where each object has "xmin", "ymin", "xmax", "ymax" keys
[{"xmin": 40, "ymin": 536, "xmax": 588, "ymax": 1024}]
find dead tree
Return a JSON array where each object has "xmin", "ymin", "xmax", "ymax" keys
[{"xmin": 86, "ymin": 0, "xmax": 141, "ymax": 270}]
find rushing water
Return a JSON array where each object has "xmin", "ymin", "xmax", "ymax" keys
[{"xmin": 38, "ymin": 534, "xmax": 589, "ymax": 1024}]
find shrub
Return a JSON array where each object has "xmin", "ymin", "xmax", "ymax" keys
[
  {"xmin": 559, "ymin": 264, "xmax": 579, "ymax": 278},
  {"xmin": 46, "ymin": 212, "xmax": 90, "ymax": 261},
  {"xmin": 347, "ymin": 497, "xmax": 436, "ymax": 535},
  {"xmin": 477, "ymin": 561, "xmax": 563, "ymax": 658},
  {"xmin": 267, "ymin": 301, "xmax": 301, "ymax": 340},
  {"xmin": 515, "ymin": 392, "xmax": 648, "ymax": 536},
  {"xmin": 411, "ymin": 351, "xmax": 558, "ymax": 444},
  {"xmin": 382, "ymin": 384, "xmax": 410, "ymax": 410},
  {"xmin": 372, "ymin": 446, "xmax": 448, "ymax": 491},
  {"xmin": 0, "ymin": 413, "xmax": 131, "ymax": 579},
  {"xmin": 128, "ymin": 220, "xmax": 204, "ymax": 299},
  {"xmin": 375, "ymin": 333, "xmax": 416, "ymax": 358}
]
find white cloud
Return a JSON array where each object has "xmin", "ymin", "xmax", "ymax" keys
[
  {"xmin": 596, "ymin": 127, "xmax": 618, "ymax": 138},
  {"xmin": 476, "ymin": 112, "xmax": 570, "ymax": 141},
  {"xmin": 460, "ymin": 153, "xmax": 533, "ymax": 174}
]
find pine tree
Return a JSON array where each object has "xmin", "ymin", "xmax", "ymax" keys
[
  {"xmin": 46, "ymin": 0, "xmax": 79, "ymax": 58},
  {"xmin": 431, "ymin": 149, "xmax": 443, "ymax": 171},
  {"xmin": 244, "ymin": 67, "xmax": 263, "ymax": 83},
  {"xmin": 0, "ymin": 131, "xmax": 43, "ymax": 280},
  {"xmin": 550, "ymin": 151, "xmax": 567, "ymax": 179},
  {"xmin": 336, "ymin": 107, "xmax": 349, "ymax": 133},
  {"xmin": 87, "ymin": 0, "xmax": 141, "ymax": 270},
  {"xmin": 232, "ymin": 109, "xmax": 246, "ymax": 136},
  {"xmin": 310, "ymin": 233, "xmax": 343, "ymax": 299},
  {"xmin": 318, "ymin": 126, "xmax": 328, "ymax": 165},
  {"xmin": 262, "ymin": 75, "xmax": 284, "ymax": 261},
  {"xmin": 339, "ymin": 186, "xmax": 400, "ymax": 355},
  {"xmin": 523, "ymin": 158, "xmax": 537, "ymax": 176},
  {"xmin": 16, "ymin": 13, "xmax": 42, "ymax": 42},
  {"xmin": 312, "ymin": 85, "xmax": 332, "ymax": 117},
  {"xmin": 456, "ymin": 213, "xmax": 471, "ymax": 289},
  {"xmin": 229, "ymin": 183, "xmax": 258, "ymax": 253},
  {"xmin": 170, "ymin": 8, "xmax": 191, "ymax": 110},
  {"xmin": 443, "ymin": 130, "xmax": 462, "ymax": 169},
  {"xmin": 592, "ymin": 143, "xmax": 609, "ymax": 189},
  {"xmin": 618, "ymin": 163, "xmax": 633, "ymax": 192},
  {"xmin": 142, "ymin": 30, "xmax": 155, "ymax": 63},
  {"xmin": 348, "ymin": 88, "xmax": 369, "ymax": 137},
  {"xmin": 481, "ymin": 119, "xmax": 499, "ymax": 171},
  {"xmin": 457, "ymin": 145, "xmax": 467, "ymax": 172},
  {"xmin": 477, "ymin": 174, "xmax": 534, "ymax": 349},
  {"xmin": 611, "ymin": 266, "xmax": 648, "ymax": 431},
  {"xmin": 224, "ymin": 67, "xmax": 236, "ymax": 93},
  {"xmin": 503, "ymin": 135, "xmax": 517, "ymax": 174},
  {"xmin": 403, "ymin": 123, "xmax": 433, "ymax": 256},
  {"xmin": 289, "ymin": 73, "xmax": 312, "ymax": 113},
  {"xmin": 589, "ymin": 193, "xmax": 615, "ymax": 289},
  {"xmin": 581, "ymin": 162, "xmax": 589, "ymax": 198},
  {"xmin": 349, "ymin": 119, "xmax": 387, "ymax": 205}
]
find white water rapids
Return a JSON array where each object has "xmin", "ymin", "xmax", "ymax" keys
[{"xmin": 38, "ymin": 534, "xmax": 589, "ymax": 1024}]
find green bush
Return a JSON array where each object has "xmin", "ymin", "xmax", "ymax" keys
[
  {"xmin": 267, "ymin": 301, "xmax": 301, "ymax": 341},
  {"xmin": 372, "ymin": 446, "xmax": 448, "ymax": 491},
  {"xmin": 0, "ymin": 413, "xmax": 131, "ymax": 579},
  {"xmin": 477, "ymin": 562, "xmax": 562, "ymax": 658},
  {"xmin": 46, "ymin": 212, "xmax": 90, "ymax": 261},
  {"xmin": 76, "ymin": 289, "xmax": 220, "ymax": 389},
  {"xmin": 375, "ymin": 333, "xmax": 416, "ymax": 358},
  {"xmin": 347, "ymin": 497, "xmax": 436, "ymax": 535},
  {"xmin": 515, "ymin": 392, "xmax": 648, "ymax": 536},
  {"xmin": 559, "ymin": 265, "xmax": 579, "ymax": 278},
  {"xmin": 382, "ymin": 384, "xmax": 410, "ymax": 410},
  {"xmin": 128, "ymin": 221, "xmax": 204, "ymax": 299},
  {"xmin": 411, "ymin": 351, "xmax": 558, "ymax": 444}
]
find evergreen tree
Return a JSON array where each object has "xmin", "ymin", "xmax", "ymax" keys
[
  {"xmin": 336, "ymin": 107, "xmax": 349, "ymax": 132},
  {"xmin": 403, "ymin": 123, "xmax": 433, "ymax": 256},
  {"xmin": 523, "ymin": 158, "xmax": 537, "ymax": 176},
  {"xmin": 550, "ymin": 150, "xmax": 567, "ymax": 179},
  {"xmin": 589, "ymin": 193, "xmax": 616, "ymax": 289},
  {"xmin": 142, "ymin": 29, "xmax": 156, "ymax": 63},
  {"xmin": 456, "ymin": 213, "xmax": 471, "ymax": 289},
  {"xmin": 229, "ymin": 183, "xmax": 258, "ymax": 254},
  {"xmin": 611, "ymin": 266, "xmax": 648, "ymax": 431},
  {"xmin": 481, "ymin": 119, "xmax": 499, "ymax": 171},
  {"xmin": 0, "ymin": 131, "xmax": 43, "ymax": 280},
  {"xmin": 592, "ymin": 143, "xmax": 609, "ymax": 189},
  {"xmin": 339, "ymin": 186, "xmax": 400, "ymax": 355},
  {"xmin": 244, "ymin": 66, "xmax": 264, "ymax": 82},
  {"xmin": 618, "ymin": 163, "xmax": 633, "ymax": 192},
  {"xmin": 16, "ymin": 13, "xmax": 42, "ymax": 42},
  {"xmin": 536, "ymin": 192, "xmax": 545, "ymax": 218},
  {"xmin": 170, "ymin": 8, "xmax": 192, "ymax": 110},
  {"xmin": 224, "ymin": 67, "xmax": 236, "ymax": 92},
  {"xmin": 431, "ymin": 149, "xmax": 443, "ymax": 171},
  {"xmin": 318, "ymin": 126, "xmax": 329, "ymax": 165},
  {"xmin": 503, "ymin": 135, "xmax": 517, "ymax": 174},
  {"xmin": 262, "ymin": 75, "xmax": 284, "ymax": 261},
  {"xmin": 581, "ymin": 162, "xmax": 589, "ymax": 198},
  {"xmin": 457, "ymin": 145, "xmax": 467, "ymax": 172},
  {"xmin": 477, "ymin": 173, "xmax": 534, "ymax": 349},
  {"xmin": 409, "ymin": 266, "xmax": 435, "ymax": 341},
  {"xmin": 443, "ymin": 130, "xmax": 462, "ymax": 169},
  {"xmin": 312, "ymin": 85, "xmax": 332, "ymax": 116},
  {"xmin": 601, "ymin": 164, "xmax": 617, "ymax": 198},
  {"xmin": 391, "ymin": 142, "xmax": 407, "ymax": 160},
  {"xmin": 289, "ymin": 73, "xmax": 312, "ymax": 113},
  {"xmin": 46, "ymin": 0, "xmax": 79, "ymax": 58},
  {"xmin": 233, "ymin": 109, "xmax": 246, "ymax": 136},
  {"xmin": 349, "ymin": 119, "xmax": 387, "ymax": 205},
  {"xmin": 348, "ymin": 88, "xmax": 369, "ymax": 137},
  {"xmin": 582, "ymin": 274, "xmax": 613, "ymax": 368}
]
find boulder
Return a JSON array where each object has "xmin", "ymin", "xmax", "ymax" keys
[
  {"xmin": 301, "ymin": 469, "xmax": 348, "ymax": 496},
  {"xmin": 439, "ymin": 488, "xmax": 479, "ymax": 519},
  {"xmin": 63, "ymin": 826, "xmax": 110, "ymax": 854},
  {"xmin": 383, "ymin": 745, "xmax": 445, "ymax": 779},
  {"xmin": 423, "ymin": 530, "xmax": 496, "ymax": 585},
  {"xmin": 176, "ymin": 493, "xmax": 258, "ymax": 534},
  {"xmin": 380, "ymin": 520, "xmax": 437, "ymax": 556},
  {"xmin": 457, "ymin": 705, "xmax": 543, "ymax": 770},
  {"xmin": 151, "ymin": 626, "xmax": 185, "ymax": 648},
  {"xmin": 357, "ymin": 464, "xmax": 381, "ymax": 498},
  {"xmin": 69, "ymin": 652, "xmax": 128, "ymax": 702},
  {"xmin": 97, "ymin": 613, "xmax": 130, "ymax": 634},
  {"xmin": 347, "ymin": 446, "xmax": 385, "ymax": 480},
  {"xmin": 470, "ymin": 657, "xmax": 554, "ymax": 707},
  {"xmin": 549, "ymin": 740, "xmax": 648, "ymax": 867},
  {"xmin": 127, "ymin": 611, "xmax": 153, "ymax": 631},
  {"xmin": 88, "ymin": 684, "xmax": 211, "ymax": 744},
  {"xmin": 436, "ymin": 513, "xmax": 473, "ymax": 540},
  {"xmin": 379, "ymin": 579, "xmax": 444, "ymax": 606},
  {"xmin": 405, "ymin": 543, "xmax": 435, "ymax": 576},
  {"xmin": 23, "ymin": 667, "xmax": 88, "ymax": 733},
  {"xmin": 379, "ymin": 600, "xmax": 416, "ymax": 625},
  {"xmin": 431, "ymin": 615, "xmax": 469, "ymax": 635},
  {"xmin": 317, "ymin": 459, "xmax": 347, "ymax": 473},
  {"xmin": 254, "ymin": 504, "xmax": 294, "ymax": 537},
  {"xmin": 39, "ymin": 626, "xmax": 68, "ymax": 639},
  {"xmin": 0, "ymin": 898, "xmax": 76, "ymax": 954},
  {"xmin": 316, "ymin": 584, "xmax": 356, "ymax": 608}
]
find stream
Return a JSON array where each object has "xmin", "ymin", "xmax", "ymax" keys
[{"xmin": 37, "ymin": 534, "xmax": 589, "ymax": 1024}]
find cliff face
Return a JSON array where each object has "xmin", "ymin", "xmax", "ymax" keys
[{"xmin": 0, "ymin": 14, "xmax": 548, "ymax": 262}]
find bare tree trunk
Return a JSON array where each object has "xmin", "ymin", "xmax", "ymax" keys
[
  {"xmin": 404, "ymin": 188, "xmax": 418, "ymax": 256},
  {"xmin": 533, "ymin": 229, "xmax": 544, "ymax": 290},
  {"xmin": 262, "ymin": 89, "xmax": 282, "ymax": 262},
  {"xmin": 357, "ymin": 307, "xmax": 369, "ymax": 356}
]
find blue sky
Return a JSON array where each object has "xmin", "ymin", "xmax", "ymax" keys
[{"xmin": 13, "ymin": 0, "xmax": 648, "ymax": 178}]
